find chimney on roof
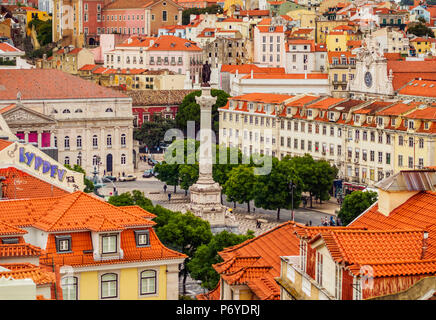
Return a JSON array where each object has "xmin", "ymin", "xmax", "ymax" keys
[
  {"xmin": 251, "ymin": 69, "xmax": 253, "ymax": 79},
  {"xmin": 421, "ymin": 231, "xmax": 429, "ymax": 259}
]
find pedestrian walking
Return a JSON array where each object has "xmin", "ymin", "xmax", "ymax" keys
[
  {"xmin": 163, "ymin": 184, "xmax": 167, "ymax": 193},
  {"xmin": 256, "ymin": 220, "xmax": 261, "ymax": 229},
  {"xmin": 253, "ymin": 207, "xmax": 255, "ymax": 214},
  {"xmin": 330, "ymin": 216, "xmax": 335, "ymax": 226},
  {"xmin": 168, "ymin": 193, "xmax": 171, "ymax": 202}
]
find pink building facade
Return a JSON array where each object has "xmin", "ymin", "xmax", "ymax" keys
[{"xmin": 253, "ymin": 25, "xmax": 286, "ymax": 68}]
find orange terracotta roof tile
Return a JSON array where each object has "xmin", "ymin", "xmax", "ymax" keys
[
  {"xmin": 0, "ymin": 69, "xmax": 128, "ymax": 100},
  {"xmin": 405, "ymin": 106, "xmax": 436, "ymax": 120},
  {"xmin": 0, "ymin": 243, "xmax": 42, "ymax": 258},
  {"xmin": 78, "ymin": 64, "xmax": 98, "ymax": 71},
  {"xmin": 229, "ymin": 93, "xmax": 294, "ymax": 104},
  {"xmin": 350, "ymin": 191, "xmax": 436, "ymax": 259},
  {"xmin": 197, "ymin": 283, "xmax": 221, "ymax": 300},
  {"xmin": 257, "ymin": 25, "xmax": 284, "ymax": 33},
  {"xmin": 306, "ymin": 97, "xmax": 346, "ymax": 110},
  {"xmin": 0, "ymin": 221, "xmax": 27, "ymax": 236},
  {"xmin": 147, "ymin": 36, "xmax": 201, "ymax": 52},
  {"xmin": 0, "ymin": 263, "xmax": 55, "ymax": 285},
  {"xmin": 0, "ymin": 139, "xmax": 12, "ymax": 151},
  {"xmin": 0, "ymin": 167, "xmax": 69, "ymax": 200},
  {"xmin": 398, "ymin": 79, "xmax": 436, "ymax": 98},
  {"xmin": 285, "ymin": 95, "xmax": 320, "ymax": 108},
  {"xmin": 42, "ymin": 228, "xmax": 186, "ymax": 267},
  {"xmin": 0, "ymin": 42, "xmax": 22, "ymax": 53},
  {"xmin": 388, "ymin": 61, "xmax": 436, "ymax": 90},
  {"xmin": 375, "ymin": 102, "xmax": 418, "ymax": 116},
  {"xmin": 205, "ymin": 221, "xmax": 300, "ymax": 300},
  {"xmin": 311, "ymin": 230, "xmax": 425, "ymax": 265},
  {"xmin": 347, "ymin": 259, "xmax": 436, "ymax": 277},
  {"xmin": 0, "ymin": 104, "xmax": 16, "ymax": 114},
  {"xmin": 353, "ymin": 101, "xmax": 392, "ymax": 115}
]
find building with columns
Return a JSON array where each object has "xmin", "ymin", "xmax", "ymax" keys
[{"xmin": 0, "ymin": 69, "xmax": 136, "ymax": 177}]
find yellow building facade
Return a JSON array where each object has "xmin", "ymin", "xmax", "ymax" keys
[{"xmin": 287, "ymin": 9, "xmax": 317, "ymax": 29}]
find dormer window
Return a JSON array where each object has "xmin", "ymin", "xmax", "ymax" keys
[
  {"xmin": 307, "ymin": 110, "xmax": 312, "ymax": 117},
  {"xmin": 342, "ymin": 113, "xmax": 346, "ymax": 120},
  {"xmin": 354, "ymin": 115, "xmax": 360, "ymax": 122},
  {"xmin": 287, "ymin": 107, "xmax": 291, "ymax": 114},
  {"xmin": 391, "ymin": 118, "xmax": 396, "ymax": 126},
  {"xmin": 1, "ymin": 238, "xmax": 19, "ymax": 244},
  {"xmin": 135, "ymin": 230, "xmax": 150, "ymax": 247},
  {"xmin": 248, "ymin": 103, "xmax": 254, "ymax": 110},
  {"xmin": 56, "ymin": 235, "xmax": 72, "ymax": 253},
  {"xmin": 328, "ymin": 112, "xmax": 335, "ymax": 121},
  {"xmin": 101, "ymin": 234, "xmax": 117, "ymax": 254},
  {"xmin": 404, "ymin": 119, "xmax": 408, "ymax": 128},
  {"xmin": 409, "ymin": 120, "xmax": 414, "ymax": 129},
  {"xmin": 377, "ymin": 117, "xmax": 383, "ymax": 126},
  {"xmin": 424, "ymin": 122, "xmax": 429, "ymax": 130}
]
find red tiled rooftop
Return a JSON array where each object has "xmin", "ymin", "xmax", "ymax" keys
[
  {"xmin": 0, "ymin": 263, "xmax": 55, "ymax": 285},
  {"xmin": 405, "ymin": 106, "xmax": 436, "ymax": 120},
  {"xmin": 398, "ymin": 79, "xmax": 436, "ymax": 98},
  {"xmin": 147, "ymin": 35, "xmax": 201, "ymax": 52},
  {"xmin": 241, "ymin": 73, "xmax": 328, "ymax": 80},
  {"xmin": 0, "ymin": 221, "xmax": 27, "ymax": 236},
  {"xmin": 0, "ymin": 69, "xmax": 128, "ymax": 100},
  {"xmin": 306, "ymin": 97, "xmax": 346, "ymax": 110},
  {"xmin": 229, "ymin": 93, "xmax": 294, "ymax": 104},
  {"xmin": 350, "ymin": 191, "xmax": 436, "ymax": 259},
  {"xmin": 0, "ymin": 243, "xmax": 43, "ymax": 258}
]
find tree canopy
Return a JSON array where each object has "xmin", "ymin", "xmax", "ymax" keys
[
  {"xmin": 182, "ymin": 5, "xmax": 223, "ymax": 25},
  {"xmin": 175, "ymin": 89, "xmax": 230, "ymax": 139},
  {"xmin": 133, "ymin": 115, "xmax": 177, "ymax": 150},
  {"xmin": 223, "ymin": 165, "xmax": 257, "ymax": 212},
  {"xmin": 407, "ymin": 21, "xmax": 435, "ymax": 38},
  {"xmin": 338, "ymin": 190, "xmax": 378, "ymax": 225},
  {"xmin": 187, "ymin": 230, "xmax": 254, "ymax": 290},
  {"xmin": 28, "ymin": 18, "xmax": 52, "ymax": 46},
  {"xmin": 253, "ymin": 157, "xmax": 302, "ymax": 220}
]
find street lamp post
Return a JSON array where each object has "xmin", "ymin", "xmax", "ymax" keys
[{"xmin": 289, "ymin": 180, "xmax": 296, "ymax": 222}]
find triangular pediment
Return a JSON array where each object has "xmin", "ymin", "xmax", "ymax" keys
[{"xmin": 1, "ymin": 105, "xmax": 56, "ymax": 125}]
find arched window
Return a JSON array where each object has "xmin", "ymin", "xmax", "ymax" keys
[
  {"xmin": 64, "ymin": 156, "xmax": 70, "ymax": 165},
  {"xmin": 105, "ymin": 108, "xmax": 113, "ymax": 112},
  {"xmin": 63, "ymin": 109, "xmax": 71, "ymax": 113},
  {"xmin": 77, "ymin": 136, "xmax": 82, "ymax": 148},
  {"xmin": 93, "ymin": 155, "xmax": 98, "ymax": 166},
  {"xmin": 93, "ymin": 135, "xmax": 98, "ymax": 147},
  {"xmin": 140, "ymin": 270, "xmax": 156, "ymax": 295},
  {"xmin": 121, "ymin": 134, "xmax": 126, "ymax": 147},
  {"xmin": 101, "ymin": 273, "xmax": 118, "ymax": 299},
  {"xmin": 75, "ymin": 109, "xmax": 83, "ymax": 113},
  {"xmin": 121, "ymin": 153, "xmax": 126, "ymax": 164},
  {"xmin": 77, "ymin": 154, "xmax": 82, "ymax": 166},
  {"xmin": 61, "ymin": 276, "xmax": 78, "ymax": 300},
  {"xmin": 64, "ymin": 136, "xmax": 70, "ymax": 149},
  {"xmin": 107, "ymin": 134, "xmax": 112, "ymax": 146}
]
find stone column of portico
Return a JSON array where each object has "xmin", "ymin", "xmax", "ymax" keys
[
  {"xmin": 24, "ymin": 130, "xmax": 29, "ymax": 143},
  {"xmin": 37, "ymin": 130, "xmax": 42, "ymax": 148},
  {"xmin": 187, "ymin": 86, "xmax": 238, "ymax": 234}
]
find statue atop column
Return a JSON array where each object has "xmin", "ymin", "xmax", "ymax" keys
[{"xmin": 202, "ymin": 61, "xmax": 211, "ymax": 87}]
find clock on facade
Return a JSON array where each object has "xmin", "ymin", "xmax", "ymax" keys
[{"xmin": 364, "ymin": 71, "xmax": 373, "ymax": 88}]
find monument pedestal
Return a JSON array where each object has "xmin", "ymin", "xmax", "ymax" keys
[{"xmin": 186, "ymin": 85, "xmax": 239, "ymax": 234}]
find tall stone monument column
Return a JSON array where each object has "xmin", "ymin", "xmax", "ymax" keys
[{"xmin": 187, "ymin": 86, "xmax": 237, "ymax": 233}]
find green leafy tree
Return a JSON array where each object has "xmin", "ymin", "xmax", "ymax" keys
[
  {"xmin": 64, "ymin": 164, "xmax": 94, "ymax": 193},
  {"xmin": 312, "ymin": 160, "xmax": 338, "ymax": 204},
  {"xmin": 254, "ymin": 157, "xmax": 302, "ymax": 220},
  {"xmin": 187, "ymin": 230, "xmax": 254, "ymax": 290},
  {"xmin": 179, "ymin": 164, "xmax": 199, "ymax": 195},
  {"xmin": 28, "ymin": 18, "xmax": 53, "ymax": 46},
  {"xmin": 223, "ymin": 166, "xmax": 257, "ymax": 212},
  {"xmin": 338, "ymin": 190, "xmax": 378, "ymax": 225},
  {"xmin": 157, "ymin": 211, "xmax": 213, "ymax": 294},
  {"xmin": 182, "ymin": 5, "xmax": 223, "ymax": 25},
  {"xmin": 154, "ymin": 162, "xmax": 180, "ymax": 193},
  {"xmin": 133, "ymin": 115, "xmax": 177, "ymax": 149},
  {"xmin": 175, "ymin": 89, "xmax": 229, "ymax": 139},
  {"xmin": 407, "ymin": 21, "xmax": 435, "ymax": 38},
  {"xmin": 107, "ymin": 190, "xmax": 154, "ymax": 210}
]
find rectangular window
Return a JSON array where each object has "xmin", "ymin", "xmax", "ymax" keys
[
  {"xmin": 398, "ymin": 155, "xmax": 403, "ymax": 167},
  {"xmin": 102, "ymin": 235, "xmax": 117, "ymax": 254},
  {"xmin": 56, "ymin": 235, "xmax": 72, "ymax": 253},
  {"xmin": 316, "ymin": 252, "xmax": 323, "ymax": 286},
  {"xmin": 162, "ymin": 10, "xmax": 167, "ymax": 21},
  {"xmin": 135, "ymin": 230, "xmax": 150, "ymax": 247}
]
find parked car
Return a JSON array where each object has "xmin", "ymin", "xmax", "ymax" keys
[
  {"xmin": 119, "ymin": 174, "xmax": 137, "ymax": 182},
  {"xmin": 102, "ymin": 175, "xmax": 117, "ymax": 182},
  {"xmin": 142, "ymin": 169, "xmax": 154, "ymax": 178}
]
